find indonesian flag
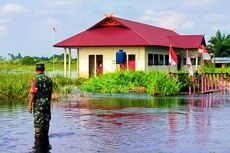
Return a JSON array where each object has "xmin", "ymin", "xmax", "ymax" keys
[
  {"xmin": 169, "ymin": 46, "xmax": 178, "ymax": 65},
  {"xmin": 198, "ymin": 45, "xmax": 204, "ymax": 53},
  {"xmin": 198, "ymin": 45, "xmax": 211, "ymax": 60},
  {"xmin": 186, "ymin": 50, "xmax": 193, "ymax": 76}
]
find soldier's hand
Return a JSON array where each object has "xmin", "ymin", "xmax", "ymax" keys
[{"xmin": 28, "ymin": 106, "xmax": 32, "ymax": 113}]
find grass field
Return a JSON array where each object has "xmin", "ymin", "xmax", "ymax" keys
[{"xmin": 0, "ymin": 62, "xmax": 77, "ymax": 71}]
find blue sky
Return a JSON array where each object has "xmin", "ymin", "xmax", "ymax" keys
[{"xmin": 0, "ymin": 0, "xmax": 229, "ymax": 58}]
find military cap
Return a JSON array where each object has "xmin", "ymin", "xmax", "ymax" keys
[{"xmin": 36, "ymin": 62, "xmax": 45, "ymax": 71}]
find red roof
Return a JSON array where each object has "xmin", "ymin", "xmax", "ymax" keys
[
  {"xmin": 168, "ymin": 35, "xmax": 205, "ymax": 49},
  {"xmin": 54, "ymin": 16, "xmax": 205, "ymax": 49}
]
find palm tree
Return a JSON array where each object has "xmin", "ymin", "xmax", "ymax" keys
[{"xmin": 208, "ymin": 30, "xmax": 230, "ymax": 57}]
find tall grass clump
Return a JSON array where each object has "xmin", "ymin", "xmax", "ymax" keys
[
  {"xmin": 52, "ymin": 75, "xmax": 75, "ymax": 96},
  {"xmin": 80, "ymin": 71, "xmax": 181, "ymax": 96},
  {"xmin": 0, "ymin": 72, "xmax": 34, "ymax": 100},
  {"xmin": 0, "ymin": 73, "xmax": 78, "ymax": 101},
  {"xmin": 144, "ymin": 71, "xmax": 181, "ymax": 95}
]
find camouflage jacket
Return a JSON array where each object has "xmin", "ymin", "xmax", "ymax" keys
[{"xmin": 30, "ymin": 72, "xmax": 52, "ymax": 115}]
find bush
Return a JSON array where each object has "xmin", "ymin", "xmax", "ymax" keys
[
  {"xmin": 80, "ymin": 71, "xmax": 181, "ymax": 96},
  {"xmin": 21, "ymin": 56, "xmax": 36, "ymax": 65}
]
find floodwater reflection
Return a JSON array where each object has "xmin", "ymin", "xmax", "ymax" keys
[{"xmin": 0, "ymin": 92, "xmax": 230, "ymax": 153}]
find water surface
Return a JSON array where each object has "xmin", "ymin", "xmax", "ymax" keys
[{"xmin": 0, "ymin": 92, "xmax": 230, "ymax": 153}]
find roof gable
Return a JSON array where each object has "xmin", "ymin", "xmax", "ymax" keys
[{"xmin": 88, "ymin": 17, "xmax": 127, "ymax": 30}]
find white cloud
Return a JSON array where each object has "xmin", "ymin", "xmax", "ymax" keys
[
  {"xmin": 43, "ymin": 0, "xmax": 81, "ymax": 7},
  {"xmin": 203, "ymin": 14, "xmax": 227, "ymax": 23},
  {"xmin": 209, "ymin": 23, "xmax": 230, "ymax": 33},
  {"xmin": 141, "ymin": 9, "xmax": 195, "ymax": 31},
  {"xmin": 182, "ymin": 0, "xmax": 220, "ymax": 8},
  {"xmin": 46, "ymin": 17, "xmax": 61, "ymax": 27},
  {"xmin": 0, "ymin": 3, "xmax": 25, "ymax": 15}
]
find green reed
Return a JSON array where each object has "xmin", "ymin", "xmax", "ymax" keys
[
  {"xmin": 0, "ymin": 72, "xmax": 34, "ymax": 100},
  {"xmin": 0, "ymin": 72, "xmax": 79, "ymax": 101},
  {"xmin": 80, "ymin": 71, "xmax": 181, "ymax": 96}
]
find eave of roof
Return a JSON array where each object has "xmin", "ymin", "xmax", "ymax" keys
[{"xmin": 168, "ymin": 35, "xmax": 206, "ymax": 49}]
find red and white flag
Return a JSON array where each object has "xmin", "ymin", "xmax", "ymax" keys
[
  {"xmin": 186, "ymin": 50, "xmax": 193, "ymax": 76},
  {"xmin": 198, "ymin": 45, "xmax": 211, "ymax": 60},
  {"xmin": 198, "ymin": 45, "xmax": 204, "ymax": 53},
  {"xmin": 169, "ymin": 46, "xmax": 178, "ymax": 65}
]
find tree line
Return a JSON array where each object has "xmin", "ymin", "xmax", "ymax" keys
[
  {"xmin": 208, "ymin": 30, "xmax": 230, "ymax": 57},
  {"xmin": 0, "ymin": 53, "xmax": 68, "ymax": 65}
]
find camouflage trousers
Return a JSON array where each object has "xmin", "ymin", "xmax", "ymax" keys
[{"xmin": 34, "ymin": 110, "xmax": 51, "ymax": 138}]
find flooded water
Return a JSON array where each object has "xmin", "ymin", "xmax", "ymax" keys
[{"xmin": 0, "ymin": 92, "xmax": 230, "ymax": 153}]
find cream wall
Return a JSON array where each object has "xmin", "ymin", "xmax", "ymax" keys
[
  {"xmin": 145, "ymin": 47, "xmax": 200, "ymax": 72},
  {"xmin": 78, "ymin": 46, "xmax": 145, "ymax": 78},
  {"xmin": 77, "ymin": 46, "xmax": 200, "ymax": 78},
  {"xmin": 145, "ymin": 47, "xmax": 169, "ymax": 72}
]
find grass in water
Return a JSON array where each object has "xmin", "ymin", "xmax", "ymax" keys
[
  {"xmin": 0, "ymin": 72, "xmax": 80, "ymax": 101},
  {"xmin": 80, "ymin": 71, "xmax": 181, "ymax": 96}
]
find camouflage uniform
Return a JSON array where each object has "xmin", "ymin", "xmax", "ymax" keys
[{"xmin": 30, "ymin": 72, "xmax": 52, "ymax": 137}]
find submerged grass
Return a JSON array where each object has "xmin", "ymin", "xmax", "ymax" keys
[
  {"xmin": 80, "ymin": 71, "xmax": 181, "ymax": 96},
  {"xmin": 0, "ymin": 72, "xmax": 79, "ymax": 101},
  {"xmin": 0, "ymin": 73, "xmax": 33, "ymax": 100}
]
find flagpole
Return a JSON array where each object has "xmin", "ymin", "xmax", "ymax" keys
[
  {"xmin": 168, "ymin": 63, "xmax": 170, "ymax": 75},
  {"xmin": 168, "ymin": 44, "xmax": 171, "ymax": 76},
  {"xmin": 52, "ymin": 26, "xmax": 55, "ymax": 75}
]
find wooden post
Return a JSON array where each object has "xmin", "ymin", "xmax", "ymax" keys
[
  {"xmin": 222, "ymin": 74, "xmax": 224, "ymax": 91},
  {"xmin": 193, "ymin": 75, "xmax": 196, "ymax": 95},
  {"xmin": 68, "ymin": 48, "xmax": 71, "ymax": 78},
  {"xmin": 211, "ymin": 74, "xmax": 214, "ymax": 91},
  {"xmin": 168, "ymin": 64, "xmax": 171, "ymax": 77},
  {"xmin": 207, "ymin": 74, "xmax": 210, "ymax": 92},
  {"xmin": 64, "ymin": 48, "xmax": 67, "ymax": 77},
  {"xmin": 201, "ymin": 74, "xmax": 204, "ymax": 94},
  {"xmin": 204, "ymin": 74, "xmax": 207, "ymax": 93},
  {"xmin": 77, "ymin": 48, "xmax": 79, "ymax": 78},
  {"xmin": 215, "ymin": 74, "xmax": 217, "ymax": 91},
  {"xmin": 189, "ymin": 86, "xmax": 191, "ymax": 96},
  {"xmin": 195, "ymin": 54, "xmax": 198, "ymax": 72}
]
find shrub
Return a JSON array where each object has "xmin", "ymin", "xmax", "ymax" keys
[
  {"xmin": 80, "ymin": 71, "xmax": 181, "ymax": 96},
  {"xmin": 21, "ymin": 56, "xmax": 36, "ymax": 65}
]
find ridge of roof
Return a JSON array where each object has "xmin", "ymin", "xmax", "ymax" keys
[
  {"xmin": 111, "ymin": 16, "xmax": 178, "ymax": 34},
  {"xmin": 111, "ymin": 16, "xmax": 179, "ymax": 46}
]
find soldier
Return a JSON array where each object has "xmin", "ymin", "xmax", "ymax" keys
[{"xmin": 28, "ymin": 63, "xmax": 52, "ymax": 138}]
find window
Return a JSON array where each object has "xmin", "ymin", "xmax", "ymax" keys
[
  {"xmin": 148, "ymin": 54, "xmax": 153, "ymax": 66},
  {"xmin": 183, "ymin": 58, "xmax": 186, "ymax": 65},
  {"xmin": 159, "ymin": 54, "xmax": 164, "ymax": 65},
  {"xmin": 148, "ymin": 53, "xmax": 170, "ymax": 66},
  {"xmin": 198, "ymin": 57, "xmax": 201, "ymax": 65},
  {"xmin": 165, "ymin": 55, "xmax": 169, "ymax": 65},
  {"xmin": 154, "ymin": 54, "xmax": 159, "ymax": 65},
  {"xmin": 191, "ymin": 58, "xmax": 196, "ymax": 65}
]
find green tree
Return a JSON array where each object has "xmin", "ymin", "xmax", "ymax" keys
[
  {"xmin": 21, "ymin": 56, "xmax": 36, "ymax": 65},
  {"xmin": 208, "ymin": 30, "xmax": 230, "ymax": 57}
]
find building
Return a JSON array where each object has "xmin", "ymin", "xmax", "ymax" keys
[
  {"xmin": 212, "ymin": 57, "xmax": 230, "ymax": 68},
  {"xmin": 54, "ymin": 15, "xmax": 205, "ymax": 78}
]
